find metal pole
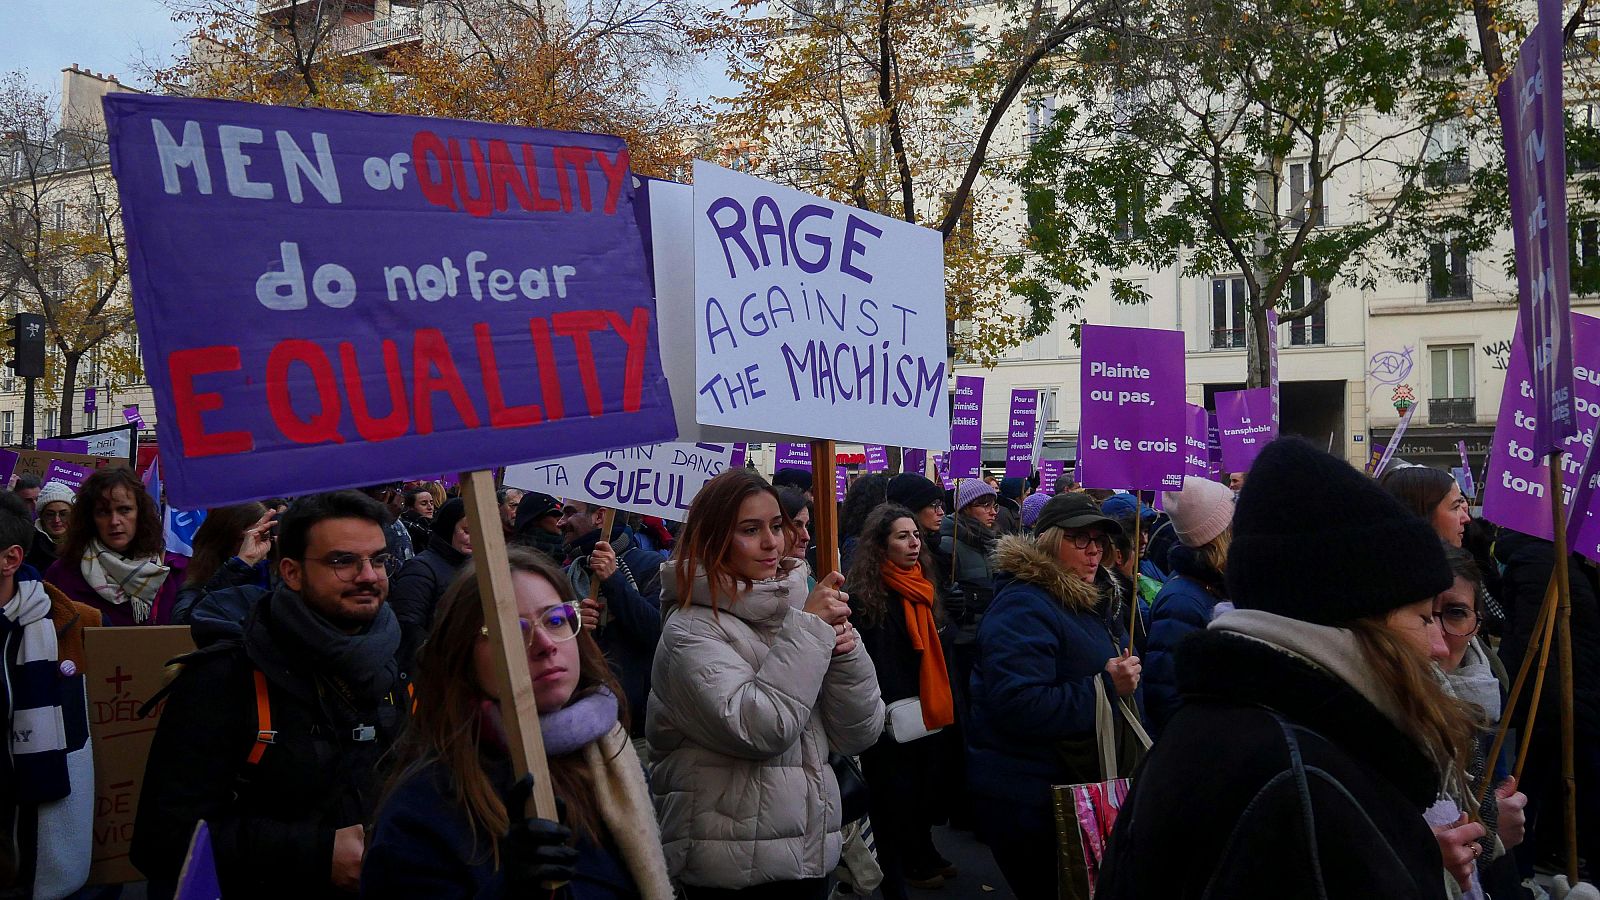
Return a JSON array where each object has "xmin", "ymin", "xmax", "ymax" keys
[{"xmin": 21, "ymin": 376, "xmax": 36, "ymax": 449}]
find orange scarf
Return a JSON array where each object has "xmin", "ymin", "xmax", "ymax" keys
[{"xmin": 879, "ymin": 562, "xmax": 955, "ymax": 731}]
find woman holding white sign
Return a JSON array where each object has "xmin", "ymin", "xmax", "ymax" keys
[{"xmin": 647, "ymin": 469, "xmax": 884, "ymax": 899}]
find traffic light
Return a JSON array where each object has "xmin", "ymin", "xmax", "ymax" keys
[{"xmin": 7, "ymin": 313, "xmax": 45, "ymax": 379}]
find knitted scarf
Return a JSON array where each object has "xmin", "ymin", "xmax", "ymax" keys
[
  {"xmin": 80, "ymin": 540, "xmax": 169, "ymax": 624},
  {"xmin": 0, "ymin": 580, "xmax": 68, "ymax": 803},
  {"xmin": 879, "ymin": 562, "xmax": 954, "ymax": 730}
]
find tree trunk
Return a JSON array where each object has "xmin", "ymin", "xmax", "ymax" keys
[
  {"xmin": 58, "ymin": 352, "xmax": 79, "ymax": 438},
  {"xmin": 1246, "ymin": 294, "xmax": 1270, "ymax": 389}
]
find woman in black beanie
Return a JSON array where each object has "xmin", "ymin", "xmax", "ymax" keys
[{"xmin": 1098, "ymin": 438, "xmax": 1477, "ymax": 900}]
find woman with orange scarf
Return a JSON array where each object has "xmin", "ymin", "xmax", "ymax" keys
[{"xmin": 844, "ymin": 504, "xmax": 958, "ymax": 898}]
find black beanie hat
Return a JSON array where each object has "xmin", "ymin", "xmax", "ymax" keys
[
  {"xmin": 1226, "ymin": 437, "xmax": 1452, "ymax": 626},
  {"xmin": 772, "ymin": 468, "xmax": 814, "ymax": 493},
  {"xmin": 431, "ymin": 498, "xmax": 467, "ymax": 542},
  {"xmin": 887, "ymin": 473, "xmax": 943, "ymax": 513},
  {"xmin": 513, "ymin": 492, "xmax": 561, "ymax": 532}
]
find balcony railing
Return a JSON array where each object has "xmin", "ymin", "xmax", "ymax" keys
[
  {"xmin": 327, "ymin": 8, "xmax": 422, "ymax": 55},
  {"xmin": 1428, "ymin": 273, "xmax": 1472, "ymax": 302},
  {"xmin": 1211, "ymin": 327, "xmax": 1246, "ymax": 349},
  {"xmin": 1429, "ymin": 396, "xmax": 1476, "ymax": 425}
]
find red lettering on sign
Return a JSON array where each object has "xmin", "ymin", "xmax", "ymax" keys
[
  {"xmin": 266, "ymin": 340, "xmax": 344, "ymax": 444},
  {"xmin": 340, "ymin": 340, "xmax": 410, "ymax": 441},
  {"xmin": 169, "ymin": 346, "xmax": 253, "ymax": 458},
  {"xmin": 474, "ymin": 323, "xmax": 542, "ymax": 429},
  {"xmin": 552, "ymin": 310, "xmax": 607, "ymax": 416},
  {"xmin": 604, "ymin": 306, "xmax": 651, "ymax": 413},
  {"xmin": 412, "ymin": 131, "xmax": 456, "ymax": 211},
  {"xmin": 412, "ymin": 328, "xmax": 482, "ymax": 435}
]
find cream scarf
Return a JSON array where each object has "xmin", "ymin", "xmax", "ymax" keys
[
  {"xmin": 80, "ymin": 540, "xmax": 169, "ymax": 624},
  {"xmin": 583, "ymin": 723, "xmax": 675, "ymax": 900}
]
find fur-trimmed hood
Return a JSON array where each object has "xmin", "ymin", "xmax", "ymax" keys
[{"xmin": 991, "ymin": 534, "xmax": 1102, "ymax": 613}]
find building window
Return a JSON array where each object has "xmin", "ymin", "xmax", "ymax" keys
[
  {"xmin": 1574, "ymin": 218, "xmax": 1600, "ymax": 295},
  {"xmin": 1113, "ymin": 181, "xmax": 1146, "ymax": 241},
  {"xmin": 1026, "ymin": 95, "xmax": 1056, "ymax": 147},
  {"xmin": 1429, "ymin": 344, "xmax": 1474, "ymax": 424},
  {"xmin": 1573, "ymin": 104, "xmax": 1600, "ymax": 172},
  {"xmin": 1038, "ymin": 387, "xmax": 1060, "ymax": 431},
  {"xmin": 1427, "ymin": 240, "xmax": 1472, "ymax": 301},
  {"xmin": 1211, "ymin": 277, "xmax": 1247, "ymax": 349},
  {"xmin": 949, "ymin": 26, "xmax": 976, "ymax": 66},
  {"xmin": 3, "ymin": 411, "xmax": 13, "ymax": 446},
  {"xmin": 1288, "ymin": 161, "xmax": 1326, "ymax": 226},
  {"xmin": 1424, "ymin": 123, "xmax": 1470, "ymax": 186},
  {"xmin": 42, "ymin": 410, "xmax": 55, "ymax": 438},
  {"xmin": 1285, "ymin": 276, "xmax": 1327, "ymax": 345}
]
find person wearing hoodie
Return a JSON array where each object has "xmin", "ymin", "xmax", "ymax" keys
[
  {"xmin": 26, "ymin": 481, "xmax": 74, "ymax": 574},
  {"xmin": 994, "ymin": 477, "xmax": 1025, "ymax": 534},
  {"xmin": 169, "ymin": 502, "xmax": 277, "ymax": 647},
  {"xmin": 1141, "ymin": 475, "xmax": 1235, "ymax": 736},
  {"xmin": 389, "ymin": 498, "xmax": 473, "ymax": 675},
  {"xmin": 508, "ymin": 492, "xmax": 565, "ymax": 561},
  {"xmin": 0, "ymin": 490, "xmax": 101, "ymax": 900},
  {"xmin": 1098, "ymin": 438, "xmax": 1480, "ymax": 900},
  {"xmin": 968, "ymin": 492, "xmax": 1142, "ymax": 899},
  {"xmin": 647, "ymin": 469, "xmax": 884, "ymax": 898}
]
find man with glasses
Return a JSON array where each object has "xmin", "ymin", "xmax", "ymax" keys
[{"xmin": 133, "ymin": 491, "xmax": 407, "ymax": 899}]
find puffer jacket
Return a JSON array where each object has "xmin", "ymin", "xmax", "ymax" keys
[
  {"xmin": 1143, "ymin": 543, "xmax": 1226, "ymax": 736},
  {"xmin": 646, "ymin": 562, "xmax": 885, "ymax": 889}
]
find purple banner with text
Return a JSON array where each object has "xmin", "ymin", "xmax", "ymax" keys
[
  {"xmin": 1077, "ymin": 325, "xmax": 1185, "ymax": 490},
  {"xmin": 949, "ymin": 376, "xmax": 984, "ymax": 479},
  {"xmin": 1215, "ymin": 388, "xmax": 1277, "ymax": 475},
  {"xmin": 1184, "ymin": 404, "xmax": 1210, "ymax": 479},
  {"xmin": 774, "ymin": 442, "xmax": 813, "ymax": 471},
  {"xmin": 864, "ymin": 444, "xmax": 889, "ymax": 473},
  {"xmin": 1005, "ymin": 389, "xmax": 1039, "ymax": 479}
]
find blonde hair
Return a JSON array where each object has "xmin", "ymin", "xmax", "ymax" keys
[
  {"xmin": 1196, "ymin": 529, "xmax": 1231, "ymax": 577},
  {"xmin": 1035, "ymin": 526, "xmax": 1107, "ymax": 581},
  {"xmin": 1349, "ymin": 617, "xmax": 1480, "ymax": 791}
]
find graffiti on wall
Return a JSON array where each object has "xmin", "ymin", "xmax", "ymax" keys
[
  {"xmin": 1367, "ymin": 345, "xmax": 1415, "ymax": 396},
  {"xmin": 1482, "ymin": 339, "xmax": 1512, "ymax": 371}
]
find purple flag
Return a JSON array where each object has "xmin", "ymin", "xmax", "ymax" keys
[
  {"xmin": 102, "ymin": 94, "xmax": 675, "ymax": 509},
  {"xmin": 902, "ymin": 448, "xmax": 927, "ymax": 477},
  {"xmin": 774, "ymin": 442, "xmax": 813, "ymax": 471},
  {"xmin": 835, "ymin": 465, "xmax": 848, "ymax": 502},
  {"xmin": 1483, "ymin": 313, "xmax": 1600, "ymax": 539},
  {"xmin": 123, "ymin": 404, "xmax": 146, "ymax": 431},
  {"xmin": 1371, "ymin": 403, "xmax": 1416, "ymax": 478},
  {"xmin": 83, "ymin": 387, "xmax": 96, "ymax": 414},
  {"xmin": 1077, "ymin": 325, "xmax": 1185, "ymax": 490},
  {"xmin": 1215, "ymin": 388, "xmax": 1277, "ymax": 475},
  {"xmin": 175, "ymin": 821, "xmax": 221, "ymax": 900},
  {"xmin": 1458, "ymin": 440, "xmax": 1477, "ymax": 499},
  {"xmin": 1039, "ymin": 458, "xmax": 1066, "ymax": 489},
  {"xmin": 730, "ymin": 443, "xmax": 747, "ymax": 470},
  {"xmin": 1184, "ymin": 404, "xmax": 1210, "ymax": 479},
  {"xmin": 1499, "ymin": 20, "xmax": 1578, "ymax": 455},
  {"xmin": 1005, "ymin": 389, "xmax": 1039, "ymax": 479},
  {"xmin": 864, "ymin": 444, "xmax": 890, "ymax": 473},
  {"xmin": 1570, "ymin": 437, "xmax": 1600, "ymax": 562},
  {"xmin": 949, "ymin": 376, "xmax": 984, "ymax": 479}
]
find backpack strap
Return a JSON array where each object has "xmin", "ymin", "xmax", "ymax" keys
[{"xmin": 247, "ymin": 669, "xmax": 275, "ymax": 765}]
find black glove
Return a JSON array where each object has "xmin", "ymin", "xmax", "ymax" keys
[{"xmin": 501, "ymin": 776, "xmax": 579, "ymax": 889}]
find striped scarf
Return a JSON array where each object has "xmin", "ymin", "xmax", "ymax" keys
[
  {"xmin": 0, "ymin": 580, "xmax": 68, "ymax": 803},
  {"xmin": 80, "ymin": 540, "xmax": 170, "ymax": 624}
]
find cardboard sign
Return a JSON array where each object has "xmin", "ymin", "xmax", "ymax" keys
[
  {"xmin": 504, "ymin": 442, "xmax": 737, "ymax": 519},
  {"xmin": 949, "ymin": 376, "xmax": 984, "ymax": 479},
  {"xmin": 12, "ymin": 449, "xmax": 129, "ymax": 482},
  {"xmin": 691, "ymin": 161, "xmax": 949, "ymax": 448},
  {"xmin": 103, "ymin": 94, "xmax": 676, "ymax": 508},
  {"xmin": 1077, "ymin": 325, "xmax": 1185, "ymax": 490},
  {"xmin": 1215, "ymin": 388, "xmax": 1277, "ymax": 474},
  {"xmin": 64, "ymin": 423, "xmax": 139, "ymax": 463},
  {"xmin": 85, "ymin": 625, "xmax": 196, "ymax": 884},
  {"xmin": 1005, "ymin": 389, "xmax": 1039, "ymax": 479}
]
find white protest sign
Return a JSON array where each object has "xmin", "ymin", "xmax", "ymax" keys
[
  {"xmin": 504, "ymin": 441, "xmax": 737, "ymax": 519},
  {"xmin": 692, "ymin": 161, "xmax": 949, "ymax": 448}
]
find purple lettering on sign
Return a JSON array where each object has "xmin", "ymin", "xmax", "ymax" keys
[
  {"xmin": 949, "ymin": 375, "xmax": 984, "ymax": 479},
  {"xmin": 1215, "ymin": 388, "xmax": 1277, "ymax": 475},
  {"xmin": 1498, "ymin": 18, "xmax": 1578, "ymax": 455},
  {"xmin": 1005, "ymin": 389, "xmax": 1039, "ymax": 479},
  {"xmin": 864, "ymin": 444, "xmax": 889, "ymax": 473},
  {"xmin": 1078, "ymin": 325, "xmax": 1185, "ymax": 490},
  {"xmin": 1482, "ymin": 313, "xmax": 1600, "ymax": 539}
]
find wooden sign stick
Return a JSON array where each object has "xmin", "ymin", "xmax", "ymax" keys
[
  {"xmin": 1128, "ymin": 497, "xmax": 1142, "ymax": 655},
  {"xmin": 460, "ymin": 469, "xmax": 558, "ymax": 821},
  {"xmin": 810, "ymin": 439, "xmax": 840, "ymax": 574},
  {"xmin": 589, "ymin": 507, "xmax": 617, "ymax": 630},
  {"xmin": 1548, "ymin": 454, "xmax": 1580, "ymax": 886},
  {"xmin": 1476, "ymin": 574, "xmax": 1557, "ymax": 807}
]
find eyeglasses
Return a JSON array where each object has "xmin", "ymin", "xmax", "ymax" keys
[
  {"xmin": 1437, "ymin": 605, "xmax": 1480, "ymax": 637},
  {"xmin": 1061, "ymin": 531, "xmax": 1108, "ymax": 551},
  {"xmin": 967, "ymin": 496, "xmax": 997, "ymax": 509},
  {"xmin": 38, "ymin": 509, "xmax": 69, "ymax": 522},
  {"xmin": 480, "ymin": 603, "xmax": 582, "ymax": 647},
  {"xmin": 306, "ymin": 552, "xmax": 398, "ymax": 582}
]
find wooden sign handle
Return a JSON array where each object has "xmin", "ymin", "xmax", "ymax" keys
[
  {"xmin": 588, "ymin": 508, "xmax": 617, "ymax": 602},
  {"xmin": 460, "ymin": 469, "xmax": 558, "ymax": 821},
  {"xmin": 809, "ymin": 439, "xmax": 839, "ymax": 575}
]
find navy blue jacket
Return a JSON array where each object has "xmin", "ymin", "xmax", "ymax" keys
[
  {"xmin": 967, "ymin": 535, "xmax": 1143, "ymax": 809},
  {"xmin": 1142, "ymin": 544, "xmax": 1226, "ymax": 736},
  {"xmin": 565, "ymin": 528, "xmax": 662, "ymax": 734}
]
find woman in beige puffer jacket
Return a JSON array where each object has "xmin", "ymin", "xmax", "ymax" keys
[{"xmin": 647, "ymin": 469, "xmax": 885, "ymax": 899}]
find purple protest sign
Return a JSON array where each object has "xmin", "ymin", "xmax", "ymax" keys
[
  {"xmin": 949, "ymin": 375, "xmax": 984, "ymax": 479},
  {"xmin": 1371, "ymin": 403, "xmax": 1416, "ymax": 478},
  {"xmin": 1482, "ymin": 312, "xmax": 1600, "ymax": 539},
  {"xmin": 934, "ymin": 452, "xmax": 954, "ymax": 489},
  {"xmin": 123, "ymin": 405, "xmax": 146, "ymax": 431},
  {"xmin": 902, "ymin": 448, "xmax": 927, "ymax": 477},
  {"xmin": 1570, "ymin": 437, "xmax": 1600, "ymax": 562},
  {"xmin": 1215, "ymin": 388, "xmax": 1276, "ymax": 474},
  {"xmin": 83, "ymin": 387, "xmax": 97, "ymax": 414},
  {"xmin": 730, "ymin": 443, "xmax": 747, "ymax": 470},
  {"xmin": 1457, "ymin": 440, "xmax": 1476, "ymax": 499},
  {"xmin": 103, "ymin": 94, "xmax": 675, "ymax": 508},
  {"xmin": 1077, "ymin": 325, "xmax": 1185, "ymax": 490},
  {"xmin": 0, "ymin": 449, "xmax": 17, "ymax": 484},
  {"xmin": 1499, "ymin": 20, "xmax": 1578, "ymax": 455},
  {"xmin": 1266, "ymin": 307, "xmax": 1281, "ymax": 428},
  {"xmin": 44, "ymin": 461, "xmax": 94, "ymax": 492},
  {"xmin": 36, "ymin": 438, "xmax": 90, "ymax": 455},
  {"xmin": 774, "ymin": 442, "xmax": 813, "ymax": 471},
  {"xmin": 1005, "ymin": 389, "xmax": 1039, "ymax": 479},
  {"xmin": 864, "ymin": 444, "xmax": 890, "ymax": 473},
  {"xmin": 1183, "ymin": 404, "xmax": 1209, "ymax": 479},
  {"xmin": 175, "ymin": 821, "xmax": 221, "ymax": 900},
  {"xmin": 835, "ymin": 465, "xmax": 848, "ymax": 502},
  {"xmin": 1039, "ymin": 458, "xmax": 1066, "ymax": 490}
]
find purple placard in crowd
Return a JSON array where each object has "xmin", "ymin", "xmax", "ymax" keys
[
  {"xmin": 949, "ymin": 375, "xmax": 984, "ymax": 479},
  {"xmin": 1039, "ymin": 458, "xmax": 1066, "ymax": 489},
  {"xmin": 864, "ymin": 444, "xmax": 890, "ymax": 473},
  {"xmin": 1570, "ymin": 437, "xmax": 1600, "ymax": 562},
  {"xmin": 1458, "ymin": 440, "xmax": 1476, "ymax": 499},
  {"xmin": 1215, "ymin": 388, "xmax": 1276, "ymax": 475},
  {"xmin": 1005, "ymin": 389, "xmax": 1039, "ymax": 479},
  {"xmin": 1077, "ymin": 325, "xmax": 1185, "ymax": 490},
  {"xmin": 934, "ymin": 452, "xmax": 954, "ymax": 489},
  {"xmin": 1371, "ymin": 403, "xmax": 1416, "ymax": 478},
  {"xmin": 1267, "ymin": 307, "xmax": 1281, "ymax": 428},
  {"xmin": 83, "ymin": 387, "xmax": 97, "ymax": 414},
  {"xmin": 1499, "ymin": 19, "xmax": 1578, "ymax": 455},
  {"xmin": 1483, "ymin": 313, "xmax": 1600, "ymax": 539},
  {"xmin": 103, "ymin": 94, "xmax": 675, "ymax": 508},
  {"xmin": 835, "ymin": 465, "xmax": 848, "ymax": 502},
  {"xmin": 0, "ymin": 450, "xmax": 17, "ymax": 484},
  {"xmin": 1184, "ymin": 403, "xmax": 1209, "ymax": 479},
  {"xmin": 175, "ymin": 821, "xmax": 221, "ymax": 900},
  {"xmin": 902, "ymin": 448, "xmax": 927, "ymax": 477},
  {"xmin": 774, "ymin": 442, "xmax": 813, "ymax": 471},
  {"xmin": 730, "ymin": 443, "xmax": 747, "ymax": 470},
  {"xmin": 36, "ymin": 438, "xmax": 90, "ymax": 455},
  {"xmin": 123, "ymin": 405, "xmax": 147, "ymax": 431},
  {"xmin": 44, "ymin": 461, "xmax": 94, "ymax": 492}
]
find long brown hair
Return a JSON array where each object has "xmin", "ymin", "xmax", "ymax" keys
[
  {"xmin": 845, "ymin": 504, "xmax": 935, "ymax": 629},
  {"xmin": 672, "ymin": 468, "xmax": 797, "ymax": 611},
  {"xmin": 1379, "ymin": 467, "xmax": 1456, "ymax": 521},
  {"xmin": 1349, "ymin": 617, "xmax": 1480, "ymax": 789},
  {"xmin": 61, "ymin": 467, "xmax": 163, "ymax": 562},
  {"xmin": 379, "ymin": 546, "xmax": 625, "ymax": 862},
  {"xmin": 184, "ymin": 502, "xmax": 267, "ymax": 588}
]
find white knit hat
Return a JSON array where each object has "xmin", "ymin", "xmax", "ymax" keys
[
  {"xmin": 1159, "ymin": 476, "xmax": 1235, "ymax": 547},
  {"xmin": 36, "ymin": 481, "xmax": 76, "ymax": 511}
]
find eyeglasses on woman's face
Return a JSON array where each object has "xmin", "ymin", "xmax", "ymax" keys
[
  {"xmin": 1061, "ymin": 530, "xmax": 1108, "ymax": 552},
  {"xmin": 481, "ymin": 602, "xmax": 582, "ymax": 647},
  {"xmin": 1435, "ymin": 603, "xmax": 1480, "ymax": 637}
]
